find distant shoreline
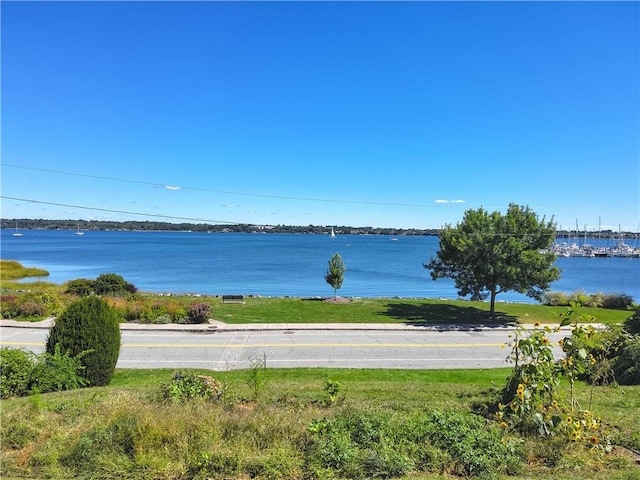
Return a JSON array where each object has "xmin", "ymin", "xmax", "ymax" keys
[{"xmin": 2, "ymin": 218, "xmax": 638, "ymax": 238}]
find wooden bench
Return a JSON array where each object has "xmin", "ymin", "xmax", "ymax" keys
[{"xmin": 222, "ymin": 294, "xmax": 244, "ymax": 304}]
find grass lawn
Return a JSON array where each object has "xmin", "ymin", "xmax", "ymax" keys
[
  {"xmin": 2, "ymin": 368, "xmax": 639, "ymax": 480},
  {"xmin": 211, "ymin": 296, "xmax": 631, "ymax": 326}
]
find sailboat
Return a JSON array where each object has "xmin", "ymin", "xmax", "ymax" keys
[
  {"xmin": 12, "ymin": 222, "xmax": 23, "ymax": 237},
  {"xmin": 330, "ymin": 228, "xmax": 336, "ymax": 238},
  {"xmin": 75, "ymin": 223, "xmax": 84, "ymax": 236}
]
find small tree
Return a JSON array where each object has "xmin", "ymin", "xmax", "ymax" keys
[
  {"xmin": 325, "ymin": 253, "xmax": 346, "ymax": 299},
  {"xmin": 94, "ymin": 273, "xmax": 137, "ymax": 296},
  {"xmin": 424, "ymin": 203, "xmax": 559, "ymax": 318},
  {"xmin": 46, "ymin": 296, "xmax": 121, "ymax": 387}
]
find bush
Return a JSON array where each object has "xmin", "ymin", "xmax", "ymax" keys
[
  {"xmin": 542, "ymin": 291, "xmax": 569, "ymax": 306},
  {"xmin": 30, "ymin": 344, "xmax": 90, "ymax": 393},
  {"xmin": 94, "ymin": 273, "xmax": 137, "ymax": 296},
  {"xmin": 623, "ymin": 308, "xmax": 640, "ymax": 335},
  {"xmin": 159, "ymin": 370, "xmax": 225, "ymax": 402},
  {"xmin": 601, "ymin": 292, "xmax": 634, "ymax": 310},
  {"xmin": 306, "ymin": 408, "xmax": 522, "ymax": 479},
  {"xmin": 46, "ymin": 296, "xmax": 122, "ymax": 387},
  {"xmin": 0, "ymin": 348, "xmax": 35, "ymax": 398},
  {"xmin": 0, "ymin": 346, "xmax": 89, "ymax": 398},
  {"xmin": 64, "ymin": 278, "xmax": 96, "ymax": 297},
  {"xmin": 0, "ymin": 294, "xmax": 20, "ymax": 319},
  {"xmin": 612, "ymin": 336, "xmax": 640, "ymax": 385},
  {"xmin": 17, "ymin": 300, "xmax": 48, "ymax": 318},
  {"xmin": 188, "ymin": 302, "xmax": 211, "ymax": 324},
  {"xmin": 0, "ymin": 292, "xmax": 60, "ymax": 320}
]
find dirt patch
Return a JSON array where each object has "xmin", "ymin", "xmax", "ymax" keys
[
  {"xmin": 322, "ymin": 297, "xmax": 353, "ymax": 304},
  {"xmin": 612, "ymin": 446, "xmax": 640, "ymax": 465}
]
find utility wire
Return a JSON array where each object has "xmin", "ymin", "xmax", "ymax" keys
[
  {"xmin": 3, "ymin": 163, "xmax": 447, "ymax": 208},
  {"xmin": 1, "ymin": 196, "xmax": 237, "ymax": 224}
]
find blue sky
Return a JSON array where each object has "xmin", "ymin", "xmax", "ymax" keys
[{"xmin": 2, "ymin": 1, "xmax": 638, "ymax": 231}]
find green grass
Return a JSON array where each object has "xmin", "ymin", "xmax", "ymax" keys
[
  {"xmin": 2, "ymin": 368, "xmax": 639, "ymax": 480},
  {"xmin": 0, "ymin": 260, "xmax": 49, "ymax": 281},
  {"xmin": 211, "ymin": 296, "xmax": 630, "ymax": 326}
]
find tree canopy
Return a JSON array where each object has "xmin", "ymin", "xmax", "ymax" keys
[
  {"xmin": 424, "ymin": 204, "xmax": 560, "ymax": 317},
  {"xmin": 325, "ymin": 253, "xmax": 346, "ymax": 299}
]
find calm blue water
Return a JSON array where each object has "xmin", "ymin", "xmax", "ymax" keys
[{"xmin": 1, "ymin": 230, "xmax": 639, "ymax": 303}]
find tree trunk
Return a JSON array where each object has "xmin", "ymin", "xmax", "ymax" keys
[{"xmin": 489, "ymin": 289, "xmax": 497, "ymax": 318}]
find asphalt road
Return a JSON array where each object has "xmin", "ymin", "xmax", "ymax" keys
[{"xmin": 0, "ymin": 326, "xmax": 567, "ymax": 370}]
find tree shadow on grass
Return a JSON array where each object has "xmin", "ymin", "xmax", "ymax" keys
[{"xmin": 378, "ymin": 302, "xmax": 518, "ymax": 330}]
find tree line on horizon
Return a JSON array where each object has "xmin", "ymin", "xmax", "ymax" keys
[
  {"xmin": 2, "ymin": 218, "xmax": 636, "ymax": 238},
  {"xmin": 2, "ymin": 218, "xmax": 437, "ymax": 236}
]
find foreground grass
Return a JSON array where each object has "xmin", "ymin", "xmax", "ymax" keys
[{"xmin": 2, "ymin": 368, "xmax": 639, "ymax": 480}]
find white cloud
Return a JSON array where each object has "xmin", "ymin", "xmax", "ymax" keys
[
  {"xmin": 452, "ymin": 200, "xmax": 466, "ymax": 203},
  {"xmin": 435, "ymin": 199, "xmax": 449, "ymax": 204},
  {"xmin": 164, "ymin": 185, "xmax": 181, "ymax": 191}
]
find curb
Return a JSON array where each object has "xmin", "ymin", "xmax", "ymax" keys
[{"xmin": 1, "ymin": 318, "xmax": 606, "ymax": 333}]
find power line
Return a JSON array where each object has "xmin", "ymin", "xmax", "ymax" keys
[
  {"xmin": 1, "ymin": 196, "xmax": 237, "ymax": 224},
  {"xmin": 3, "ymin": 163, "xmax": 445, "ymax": 208}
]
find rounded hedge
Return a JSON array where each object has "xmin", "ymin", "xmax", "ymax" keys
[{"xmin": 46, "ymin": 296, "xmax": 121, "ymax": 387}]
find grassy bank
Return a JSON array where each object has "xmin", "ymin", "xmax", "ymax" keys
[
  {"xmin": 2, "ymin": 368, "xmax": 639, "ymax": 480},
  {"xmin": 211, "ymin": 296, "xmax": 630, "ymax": 326},
  {"xmin": 0, "ymin": 260, "xmax": 49, "ymax": 281}
]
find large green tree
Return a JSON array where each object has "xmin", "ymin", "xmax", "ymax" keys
[
  {"xmin": 325, "ymin": 253, "xmax": 346, "ymax": 300},
  {"xmin": 424, "ymin": 204, "xmax": 559, "ymax": 317}
]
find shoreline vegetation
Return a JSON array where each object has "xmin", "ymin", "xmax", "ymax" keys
[
  {"xmin": 2, "ymin": 218, "xmax": 639, "ymax": 238},
  {"xmin": 0, "ymin": 261, "xmax": 633, "ymax": 326}
]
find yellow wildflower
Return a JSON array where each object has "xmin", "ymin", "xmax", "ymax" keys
[
  {"xmin": 589, "ymin": 436, "xmax": 599, "ymax": 445},
  {"xmin": 500, "ymin": 422, "xmax": 509, "ymax": 429}
]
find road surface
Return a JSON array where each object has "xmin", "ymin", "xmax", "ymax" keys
[{"xmin": 0, "ymin": 326, "xmax": 567, "ymax": 370}]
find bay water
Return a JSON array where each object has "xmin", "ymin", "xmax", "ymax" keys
[{"xmin": 2, "ymin": 230, "xmax": 638, "ymax": 303}]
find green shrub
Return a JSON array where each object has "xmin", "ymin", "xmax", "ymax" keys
[
  {"xmin": 64, "ymin": 278, "xmax": 95, "ymax": 297},
  {"xmin": 623, "ymin": 308, "xmax": 640, "ymax": 335},
  {"xmin": 153, "ymin": 313, "xmax": 172, "ymax": 324},
  {"xmin": 307, "ymin": 408, "xmax": 522, "ymax": 479},
  {"xmin": 612, "ymin": 336, "xmax": 640, "ymax": 385},
  {"xmin": 94, "ymin": 273, "xmax": 137, "ymax": 296},
  {"xmin": 420, "ymin": 410, "xmax": 522, "ymax": 478},
  {"xmin": 30, "ymin": 344, "xmax": 90, "ymax": 393},
  {"xmin": 46, "ymin": 296, "xmax": 122, "ymax": 387},
  {"xmin": 159, "ymin": 370, "xmax": 225, "ymax": 402},
  {"xmin": 542, "ymin": 291, "xmax": 569, "ymax": 306},
  {"xmin": 601, "ymin": 292, "xmax": 634, "ymax": 310},
  {"xmin": 0, "ymin": 346, "xmax": 90, "ymax": 398},
  {"xmin": 0, "ymin": 348, "xmax": 35, "ymax": 398}
]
